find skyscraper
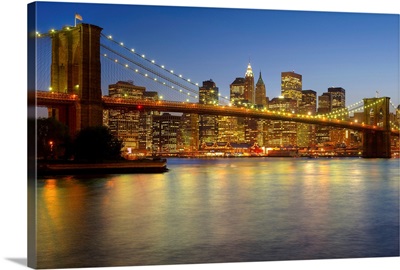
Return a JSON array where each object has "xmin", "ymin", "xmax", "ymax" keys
[
  {"xmin": 300, "ymin": 90, "xmax": 317, "ymax": 114},
  {"xmin": 244, "ymin": 63, "xmax": 255, "ymax": 104},
  {"xmin": 316, "ymin": 92, "xmax": 332, "ymax": 144},
  {"xmin": 281, "ymin": 71, "xmax": 302, "ymax": 105},
  {"xmin": 152, "ymin": 113, "xmax": 181, "ymax": 154},
  {"xmin": 255, "ymin": 72, "xmax": 267, "ymax": 107},
  {"xmin": 328, "ymin": 87, "xmax": 347, "ymax": 147},
  {"xmin": 180, "ymin": 113, "xmax": 199, "ymax": 152},
  {"xmin": 199, "ymin": 79, "xmax": 219, "ymax": 105},
  {"xmin": 104, "ymin": 81, "xmax": 146, "ymax": 152},
  {"xmin": 230, "ymin": 77, "xmax": 246, "ymax": 106},
  {"xmin": 199, "ymin": 80, "xmax": 219, "ymax": 144},
  {"xmin": 317, "ymin": 92, "xmax": 332, "ymax": 114},
  {"xmin": 268, "ymin": 97, "xmax": 298, "ymax": 147},
  {"xmin": 328, "ymin": 87, "xmax": 346, "ymax": 110},
  {"xmin": 298, "ymin": 90, "xmax": 317, "ymax": 147}
]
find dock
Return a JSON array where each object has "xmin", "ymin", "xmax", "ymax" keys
[{"xmin": 37, "ymin": 158, "xmax": 168, "ymax": 176}]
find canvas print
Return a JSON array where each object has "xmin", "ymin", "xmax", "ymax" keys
[{"xmin": 27, "ymin": 1, "xmax": 399, "ymax": 269}]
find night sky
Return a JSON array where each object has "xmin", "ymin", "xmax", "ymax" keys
[{"xmin": 33, "ymin": 1, "xmax": 399, "ymax": 109}]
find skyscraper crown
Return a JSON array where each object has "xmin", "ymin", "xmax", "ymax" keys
[{"xmin": 245, "ymin": 63, "xmax": 253, "ymax": 77}]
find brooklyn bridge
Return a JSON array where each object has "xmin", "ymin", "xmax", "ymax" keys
[{"xmin": 28, "ymin": 23, "xmax": 399, "ymax": 158}]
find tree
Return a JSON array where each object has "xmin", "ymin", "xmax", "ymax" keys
[
  {"xmin": 73, "ymin": 126, "xmax": 124, "ymax": 162},
  {"xmin": 37, "ymin": 117, "xmax": 72, "ymax": 160}
]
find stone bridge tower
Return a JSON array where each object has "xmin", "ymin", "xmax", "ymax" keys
[
  {"xmin": 49, "ymin": 23, "xmax": 103, "ymax": 133},
  {"xmin": 363, "ymin": 97, "xmax": 391, "ymax": 158}
]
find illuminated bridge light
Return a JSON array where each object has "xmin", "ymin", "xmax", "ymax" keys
[
  {"xmin": 161, "ymin": 65, "xmax": 165, "ymax": 68},
  {"xmin": 120, "ymin": 42, "xmax": 124, "ymax": 46},
  {"xmin": 125, "ymin": 64, "xmax": 128, "ymax": 67},
  {"xmin": 108, "ymin": 35, "xmax": 112, "ymax": 39},
  {"xmin": 131, "ymin": 48, "xmax": 135, "ymax": 52},
  {"xmin": 151, "ymin": 60, "xmax": 155, "ymax": 63},
  {"xmin": 142, "ymin": 54, "xmax": 145, "ymax": 58}
]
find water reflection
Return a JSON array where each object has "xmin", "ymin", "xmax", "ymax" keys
[{"xmin": 37, "ymin": 158, "xmax": 399, "ymax": 268}]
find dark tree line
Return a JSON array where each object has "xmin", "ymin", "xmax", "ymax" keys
[
  {"xmin": 73, "ymin": 126, "xmax": 124, "ymax": 162},
  {"xmin": 36, "ymin": 118, "xmax": 123, "ymax": 162}
]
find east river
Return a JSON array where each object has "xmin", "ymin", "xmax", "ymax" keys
[{"xmin": 36, "ymin": 158, "xmax": 399, "ymax": 269}]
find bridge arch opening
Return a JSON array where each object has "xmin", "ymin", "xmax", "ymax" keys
[{"xmin": 369, "ymin": 108, "xmax": 375, "ymax": 125}]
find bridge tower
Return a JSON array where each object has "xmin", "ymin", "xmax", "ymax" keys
[
  {"xmin": 362, "ymin": 97, "xmax": 391, "ymax": 158},
  {"xmin": 49, "ymin": 23, "xmax": 103, "ymax": 134}
]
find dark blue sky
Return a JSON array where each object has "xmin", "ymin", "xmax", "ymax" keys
[{"xmin": 34, "ymin": 1, "xmax": 399, "ymax": 108}]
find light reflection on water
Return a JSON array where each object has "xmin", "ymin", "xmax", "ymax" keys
[{"xmin": 36, "ymin": 158, "xmax": 399, "ymax": 268}]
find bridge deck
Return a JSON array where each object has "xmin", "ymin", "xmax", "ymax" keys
[{"xmin": 32, "ymin": 90, "xmax": 399, "ymax": 136}]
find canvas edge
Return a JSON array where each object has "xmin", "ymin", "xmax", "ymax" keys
[{"xmin": 27, "ymin": 1, "xmax": 37, "ymax": 269}]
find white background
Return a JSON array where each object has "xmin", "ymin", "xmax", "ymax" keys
[{"xmin": 1, "ymin": 1, "xmax": 399, "ymax": 270}]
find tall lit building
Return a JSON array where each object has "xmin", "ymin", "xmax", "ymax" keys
[
  {"xmin": 298, "ymin": 90, "xmax": 317, "ymax": 147},
  {"xmin": 228, "ymin": 77, "xmax": 246, "ymax": 143},
  {"xmin": 328, "ymin": 87, "xmax": 346, "ymax": 110},
  {"xmin": 104, "ymin": 81, "xmax": 146, "ymax": 152},
  {"xmin": 245, "ymin": 118, "xmax": 259, "ymax": 145},
  {"xmin": 199, "ymin": 80, "xmax": 219, "ymax": 144},
  {"xmin": 281, "ymin": 71, "xmax": 302, "ymax": 105},
  {"xmin": 180, "ymin": 113, "xmax": 199, "ymax": 152},
  {"xmin": 199, "ymin": 79, "xmax": 219, "ymax": 105},
  {"xmin": 244, "ymin": 63, "xmax": 255, "ymax": 104},
  {"xmin": 268, "ymin": 97, "xmax": 298, "ymax": 147},
  {"xmin": 328, "ymin": 87, "xmax": 347, "ymax": 147},
  {"xmin": 139, "ymin": 92, "xmax": 160, "ymax": 152},
  {"xmin": 255, "ymin": 71, "xmax": 267, "ymax": 107},
  {"xmin": 316, "ymin": 92, "xmax": 332, "ymax": 144},
  {"xmin": 218, "ymin": 116, "xmax": 240, "ymax": 143},
  {"xmin": 230, "ymin": 77, "xmax": 246, "ymax": 106},
  {"xmin": 300, "ymin": 90, "xmax": 317, "ymax": 114},
  {"xmin": 108, "ymin": 80, "xmax": 145, "ymax": 98},
  {"xmin": 152, "ymin": 113, "xmax": 181, "ymax": 153},
  {"xmin": 317, "ymin": 92, "xmax": 332, "ymax": 114}
]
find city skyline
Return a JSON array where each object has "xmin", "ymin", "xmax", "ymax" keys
[
  {"xmin": 33, "ymin": 1, "xmax": 399, "ymax": 109},
  {"xmin": 31, "ymin": 0, "xmax": 399, "ymax": 157}
]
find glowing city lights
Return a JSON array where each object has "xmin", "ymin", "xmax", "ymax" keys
[{"xmin": 97, "ymin": 33, "xmax": 399, "ymax": 125}]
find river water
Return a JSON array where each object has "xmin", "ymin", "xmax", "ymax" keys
[{"xmin": 36, "ymin": 158, "xmax": 399, "ymax": 269}]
